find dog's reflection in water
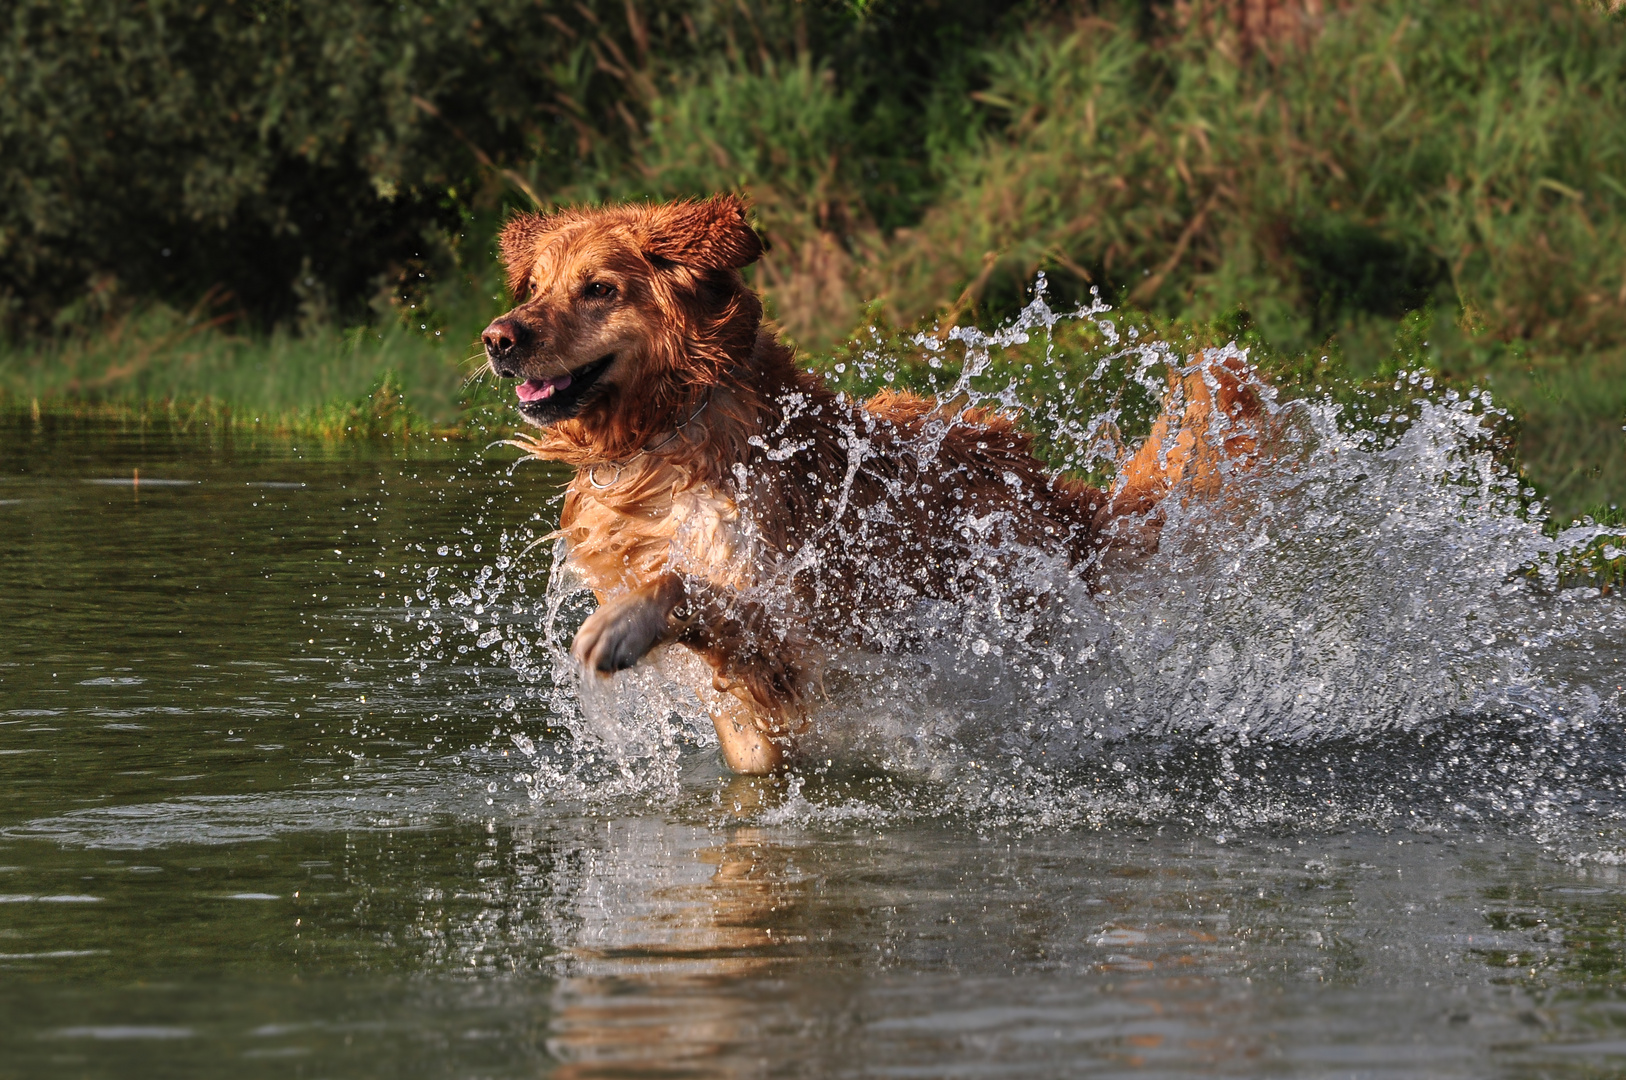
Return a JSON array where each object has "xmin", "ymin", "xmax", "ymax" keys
[{"xmin": 545, "ymin": 780, "xmax": 819, "ymax": 1078}]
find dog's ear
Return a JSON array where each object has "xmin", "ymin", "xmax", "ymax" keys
[
  {"xmin": 637, "ymin": 195, "xmax": 764, "ymax": 271},
  {"xmin": 497, "ymin": 211, "xmax": 557, "ymax": 298}
]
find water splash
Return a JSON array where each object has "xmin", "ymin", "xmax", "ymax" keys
[{"xmin": 410, "ymin": 284, "xmax": 1626, "ymax": 854}]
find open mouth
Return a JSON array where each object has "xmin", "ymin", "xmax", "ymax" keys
[{"xmin": 514, "ymin": 355, "xmax": 613, "ymax": 425}]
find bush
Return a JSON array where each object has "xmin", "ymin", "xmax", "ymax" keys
[
  {"xmin": 877, "ymin": 0, "xmax": 1626, "ymax": 355},
  {"xmin": 0, "ymin": 0, "xmax": 711, "ymax": 335},
  {"xmin": 0, "ymin": 0, "xmax": 1027, "ymax": 337}
]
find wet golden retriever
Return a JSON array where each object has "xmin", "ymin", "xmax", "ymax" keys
[{"xmin": 484, "ymin": 195, "xmax": 1262, "ymax": 774}]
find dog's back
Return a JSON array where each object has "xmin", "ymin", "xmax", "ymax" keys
[{"xmin": 735, "ymin": 349, "xmax": 1267, "ymax": 598}]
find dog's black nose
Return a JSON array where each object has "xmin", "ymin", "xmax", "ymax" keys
[{"xmin": 481, "ymin": 316, "xmax": 528, "ymax": 376}]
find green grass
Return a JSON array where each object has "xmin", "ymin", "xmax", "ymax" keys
[{"xmin": 0, "ymin": 299, "xmax": 500, "ymax": 440}]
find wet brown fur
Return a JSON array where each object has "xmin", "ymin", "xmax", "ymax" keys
[{"xmin": 488, "ymin": 195, "xmax": 1264, "ymax": 771}]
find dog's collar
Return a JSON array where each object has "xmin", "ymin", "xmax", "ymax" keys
[{"xmin": 585, "ymin": 394, "xmax": 712, "ymax": 489}]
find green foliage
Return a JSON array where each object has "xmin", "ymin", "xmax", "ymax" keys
[
  {"xmin": 861, "ymin": 0, "xmax": 1626, "ymax": 511},
  {"xmin": 882, "ymin": 0, "xmax": 1626, "ymax": 346},
  {"xmin": 0, "ymin": 297, "xmax": 493, "ymax": 439},
  {"xmin": 0, "ymin": 0, "xmax": 1029, "ymax": 336},
  {"xmin": 553, "ymin": 0, "xmax": 1039, "ymax": 345},
  {"xmin": 0, "ymin": 0, "xmax": 714, "ymax": 334},
  {"xmin": 638, "ymin": 56, "xmax": 853, "ymax": 211}
]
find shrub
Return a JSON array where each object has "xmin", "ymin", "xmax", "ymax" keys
[
  {"xmin": 877, "ymin": 0, "xmax": 1626, "ymax": 358},
  {"xmin": 0, "ymin": 0, "xmax": 701, "ymax": 335}
]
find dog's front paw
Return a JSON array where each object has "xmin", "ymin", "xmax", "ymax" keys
[{"xmin": 571, "ymin": 591, "xmax": 673, "ymax": 675}]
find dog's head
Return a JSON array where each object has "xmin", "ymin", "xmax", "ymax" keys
[{"xmin": 484, "ymin": 196, "xmax": 765, "ymax": 448}]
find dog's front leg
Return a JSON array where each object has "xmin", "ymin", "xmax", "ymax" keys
[
  {"xmin": 708, "ymin": 695, "xmax": 784, "ymax": 775},
  {"xmin": 571, "ymin": 572, "xmax": 687, "ymax": 674},
  {"xmin": 573, "ymin": 574, "xmax": 801, "ymax": 775}
]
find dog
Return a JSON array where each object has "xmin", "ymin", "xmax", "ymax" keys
[{"xmin": 483, "ymin": 195, "xmax": 1263, "ymax": 774}]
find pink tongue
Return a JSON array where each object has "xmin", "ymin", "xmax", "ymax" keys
[{"xmin": 516, "ymin": 374, "xmax": 571, "ymax": 403}]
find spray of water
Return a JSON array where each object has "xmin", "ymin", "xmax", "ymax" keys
[{"xmin": 407, "ymin": 284, "xmax": 1626, "ymax": 855}]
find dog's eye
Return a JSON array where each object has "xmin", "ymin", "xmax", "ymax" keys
[{"xmin": 583, "ymin": 282, "xmax": 616, "ymax": 300}]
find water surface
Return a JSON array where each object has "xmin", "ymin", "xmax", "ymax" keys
[{"xmin": 3, "ymin": 415, "xmax": 1626, "ymax": 1078}]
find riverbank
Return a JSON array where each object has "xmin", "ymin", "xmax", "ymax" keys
[
  {"xmin": 5, "ymin": 0, "xmax": 1622, "ymax": 509},
  {"xmin": 6, "ymin": 294, "xmax": 1619, "ymax": 514},
  {"xmin": 0, "ymin": 303, "xmax": 484, "ymax": 440}
]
